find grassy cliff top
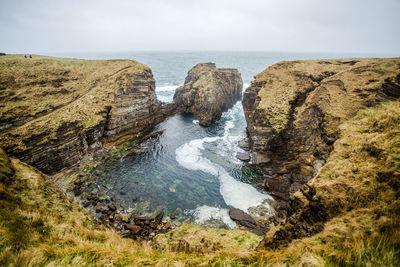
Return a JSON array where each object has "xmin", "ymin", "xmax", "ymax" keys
[
  {"xmin": 253, "ymin": 58, "xmax": 400, "ymax": 133},
  {"xmin": 261, "ymin": 100, "xmax": 400, "ymax": 265},
  {"xmin": 0, "ymin": 55, "xmax": 151, "ymax": 150}
]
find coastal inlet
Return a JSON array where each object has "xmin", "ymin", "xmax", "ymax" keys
[{"xmin": 70, "ymin": 101, "xmax": 272, "ymax": 229}]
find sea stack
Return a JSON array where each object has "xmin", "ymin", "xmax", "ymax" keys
[{"xmin": 173, "ymin": 63, "xmax": 243, "ymax": 127}]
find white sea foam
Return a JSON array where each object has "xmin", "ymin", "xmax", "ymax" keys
[
  {"xmin": 189, "ymin": 205, "xmax": 236, "ymax": 229},
  {"xmin": 176, "ymin": 121, "xmax": 270, "ymax": 217},
  {"xmin": 156, "ymin": 85, "xmax": 180, "ymax": 92},
  {"xmin": 176, "ymin": 137, "xmax": 220, "ymax": 176},
  {"xmin": 175, "ymin": 100, "xmax": 271, "ymax": 226},
  {"xmin": 243, "ymin": 82, "xmax": 251, "ymax": 90}
]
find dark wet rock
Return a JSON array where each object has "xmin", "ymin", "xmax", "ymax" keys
[
  {"xmin": 107, "ymin": 203, "xmax": 117, "ymax": 212},
  {"xmin": 236, "ymin": 152, "xmax": 250, "ymax": 162},
  {"xmin": 95, "ymin": 206, "xmax": 104, "ymax": 213},
  {"xmin": 125, "ymin": 224, "xmax": 141, "ymax": 235},
  {"xmin": 229, "ymin": 208, "xmax": 268, "ymax": 236},
  {"xmin": 174, "ymin": 63, "xmax": 243, "ymax": 127},
  {"xmin": 258, "ymin": 184, "xmax": 328, "ymax": 249},
  {"xmin": 142, "ymin": 129, "xmax": 165, "ymax": 141}
]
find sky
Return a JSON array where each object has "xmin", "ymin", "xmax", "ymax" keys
[{"xmin": 0, "ymin": 0, "xmax": 399, "ymax": 54}]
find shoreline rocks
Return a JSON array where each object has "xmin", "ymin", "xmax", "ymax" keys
[
  {"xmin": 174, "ymin": 63, "xmax": 243, "ymax": 127},
  {"xmin": 229, "ymin": 208, "xmax": 268, "ymax": 236}
]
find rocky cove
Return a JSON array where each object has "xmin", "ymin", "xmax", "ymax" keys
[
  {"xmin": 0, "ymin": 56, "xmax": 272, "ymax": 239},
  {"xmin": 1, "ymin": 53, "xmax": 400, "ymax": 260}
]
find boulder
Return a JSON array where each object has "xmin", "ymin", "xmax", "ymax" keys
[
  {"xmin": 236, "ymin": 152, "xmax": 250, "ymax": 162},
  {"xmin": 174, "ymin": 63, "xmax": 243, "ymax": 127},
  {"xmin": 228, "ymin": 208, "xmax": 268, "ymax": 236}
]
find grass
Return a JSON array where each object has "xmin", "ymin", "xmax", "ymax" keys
[
  {"xmin": 258, "ymin": 99, "xmax": 400, "ymax": 266},
  {"xmin": 1, "ymin": 100, "xmax": 399, "ymax": 266},
  {"xmin": 0, "ymin": 54, "xmax": 151, "ymax": 152},
  {"xmin": 252, "ymin": 58, "xmax": 400, "ymax": 133}
]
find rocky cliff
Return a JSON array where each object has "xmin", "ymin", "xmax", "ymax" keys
[
  {"xmin": 243, "ymin": 58, "xmax": 400, "ymax": 204},
  {"xmin": 258, "ymin": 99, "xmax": 400, "ymax": 253},
  {"xmin": 174, "ymin": 63, "xmax": 243, "ymax": 126},
  {"xmin": 0, "ymin": 55, "xmax": 169, "ymax": 174}
]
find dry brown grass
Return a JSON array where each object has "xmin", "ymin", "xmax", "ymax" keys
[
  {"xmin": 254, "ymin": 58, "xmax": 400, "ymax": 133},
  {"xmin": 0, "ymin": 54, "xmax": 149, "ymax": 151}
]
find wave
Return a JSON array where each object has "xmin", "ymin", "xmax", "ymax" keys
[
  {"xmin": 156, "ymin": 85, "xmax": 181, "ymax": 92},
  {"xmin": 187, "ymin": 205, "xmax": 236, "ymax": 229},
  {"xmin": 176, "ymin": 106, "xmax": 271, "ymax": 227}
]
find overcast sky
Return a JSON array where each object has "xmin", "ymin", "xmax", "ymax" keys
[{"xmin": 1, "ymin": 0, "xmax": 399, "ymax": 54}]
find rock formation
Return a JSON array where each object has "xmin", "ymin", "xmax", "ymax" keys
[
  {"xmin": 0, "ymin": 55, "xmax": 173, "ymax": 174},
  {"xmin": 173, "ymin": 63, "xmax": 243, "ymax": 127},
  {"xmin": 229, "ymin": 208, "xmax": 268, "ymax": 236},
  {"xmin": 243, "ymin": 58, "xmax": 400, "ymax": 212}
]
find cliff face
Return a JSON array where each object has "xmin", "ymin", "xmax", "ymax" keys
[
  {"xmin": 243, "ymin": 58, "xmax": 400, "ymax": 203},
  {"xmin": 0, "ymin": 55, "xmax": 167, "ymax": 174},
  {"xmin": 174, "ymin": 63, "xmax": 243, "ymax": 126},
  {"xmin": 258, "ymin": 100, "xmax": 400, "ymax": 252}
]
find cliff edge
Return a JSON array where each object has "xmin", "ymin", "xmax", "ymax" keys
[{"xmin": 0, "ymin": 55, "xmax": 164, "ymax": 174}]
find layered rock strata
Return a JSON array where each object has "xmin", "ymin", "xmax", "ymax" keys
[
  {"xmin": 243, "ymin": 58, "xmax": 400, "ymax": 204},
  {"xmin": 0, "ymin": 55, "xmax": 174, "ymax": 174},
  {"xmin": 174, "ymin": 63, "xmax": 243, "ymax": 127}
]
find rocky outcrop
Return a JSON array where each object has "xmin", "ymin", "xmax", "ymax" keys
[
  {"xmin": 258, "ymin": 99, "xmax": 400, "ymax": 249},
  {"xmin": 173, "ymin": 63, "xmax": 243, "ymax": 127},
  {"xmin": 229, "ymin": 208, "xmax": 268, "ymax": 236},
  {"xmin": 0, "ymin": 55, "xmax": 173, "ymax": 174},
  {"xmin": 243, "ymin": 58, "xmax": 400, "ymax": 204}
]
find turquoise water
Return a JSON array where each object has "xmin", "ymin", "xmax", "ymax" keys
[{"xmin": 54, "ymin": 51, "xmax": 395, "ymax": 226}]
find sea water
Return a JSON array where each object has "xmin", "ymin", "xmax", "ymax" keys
[{"xmin": 51, "ymin": 51, "xmax": 394, "ymax": 227}]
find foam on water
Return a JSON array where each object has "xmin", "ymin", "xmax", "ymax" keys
[
  {"xmin": 187, "ymin": 205, "xmax": 236, "ymax": 229},
  {"xmin": 155, "ymin": 85, "xmax": 181, "ymax": 103},
  {"xmin": 157, "ymin": 85, "xmax": 180, "ymax": 92},
  {"xmin": 176, "ymin": 103, "xmax": 271, "ymax": 227}
]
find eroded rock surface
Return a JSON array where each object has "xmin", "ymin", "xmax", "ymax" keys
[
  {"xmin": 174, "ymin": 63, "xmax": 243, "ymax": 127},
  {"xmin": 0, "ymin": 55, "xmax": 174, "ymax": 174},
  {"xmin": 243, "ymin": 58, "xmax": 400, "ymax": 203}
]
